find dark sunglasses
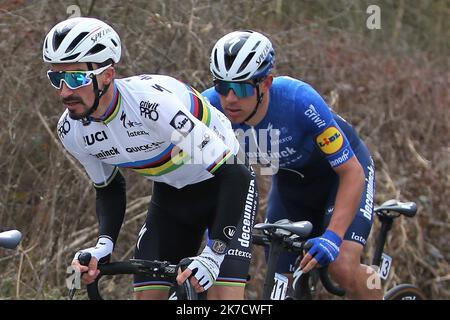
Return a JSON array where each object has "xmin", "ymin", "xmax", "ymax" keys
[{"xmin": 213, "ymin": 80, "xmax": 257, "ymax": 98}]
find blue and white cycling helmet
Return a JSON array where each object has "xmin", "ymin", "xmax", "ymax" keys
[{"xmin": 210, "ymin": 30, "xmax": 275, "ymax": 82}]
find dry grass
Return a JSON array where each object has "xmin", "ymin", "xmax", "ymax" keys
[{"xmin": 0, "ymin": 0, "xmax": 448, "ymax": 299}]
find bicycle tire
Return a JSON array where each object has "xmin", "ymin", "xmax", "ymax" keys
[{"xmin": 383, "ymin": 284, "xmax": 427, "ymax": 300}]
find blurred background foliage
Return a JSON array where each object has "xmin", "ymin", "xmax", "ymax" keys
[{"xmin": 0, "ymin": 0, "xmax": 448, "ymax": 299}]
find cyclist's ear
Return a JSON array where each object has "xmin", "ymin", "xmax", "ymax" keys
[
  {"xmin": 262, "ymin": 75, "xmax": 273, "ymax": 91},
  {"xmin": 102, "ymin": 67, "xmax": 115, "ymax": 86}
]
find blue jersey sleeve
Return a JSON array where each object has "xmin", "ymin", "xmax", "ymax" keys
[
  {"xmin": 296, "ymin": 84, "xmax": 355, "ymax": 168},
  {"xmin": 202, "ymin": 87, "xmax": 223, "ymax": 112}
]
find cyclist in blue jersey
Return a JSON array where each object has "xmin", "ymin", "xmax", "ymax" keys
[
  {"xmin": 202, "ymin": 30, "xmax": 382, "ymax": 299},
  {"xmin": 42, "ymin": 18, "xmax": 258, "ymax": 300}
]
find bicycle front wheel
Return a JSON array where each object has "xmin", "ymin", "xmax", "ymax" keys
[{"xmin": 384, "ymin": 284, "xmax": 427, "ymax": 300}]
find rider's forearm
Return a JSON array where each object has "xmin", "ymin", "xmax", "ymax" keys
[
  {"xmin": 209, "ymin": 163, "xmax": 257, "ymax": 249},
  {"xmin": 328, "ymin": 157, "xmax": 365, "ymax": 238},
  {"xmin": 95, "ymin": 170, "xmax": 127, "ymax": 245}
]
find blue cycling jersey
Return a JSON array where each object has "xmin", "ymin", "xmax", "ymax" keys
[
  {"xmin": 202, "ymin": 76, "xmax": 363, "ymax": 176},
  {"xmin": 204, "ymin": 76, "xmax": 376, "ymax": 273}
]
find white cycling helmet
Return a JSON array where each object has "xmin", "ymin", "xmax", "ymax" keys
[
  {"xmin": 43, "ymin": 17, "xmax": 121, "ymax": 64},
  {"xmin": 210, "ymin": 30, "xmax": 275, "ymax": 81}
]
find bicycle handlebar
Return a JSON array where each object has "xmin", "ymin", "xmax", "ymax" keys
[
  {"xmin": 301, "ymin": 241, "xmax": 346, "ymax": 297},
  {"xmin": 77, "ymin": 252, "xmax": 197, "ymax": 300},
  {"xmin": 252, "ymin": 232, "xmax": 345, "ymax": 298}
]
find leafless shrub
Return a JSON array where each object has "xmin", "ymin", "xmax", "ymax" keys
[{"xmin": 0, "ymin": 0, "xmax": 448, "ymax": 299}]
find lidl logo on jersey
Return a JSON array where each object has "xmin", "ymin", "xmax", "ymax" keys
[
  {"xmin": 170, "ymin": 111, "xmax": 195, "ymax": 136},
  {"xmin": 316, "ymin": 126, "xmax": 344, "ymax": 154}
]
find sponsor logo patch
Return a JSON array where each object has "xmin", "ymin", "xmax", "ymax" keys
[
  {"xmin": 58, "ymin": 115, "xmax": 71, "ymax": 139},
  {"xmin": 139, "ymin": 101, "xmax": 159, "ymax": 121},
  {"xmin": 170, "ymin": 111, "xmax": 195, "ymax": 136},
  {"xmin": 316, "ymin": 126, "xmax": 344, "ymax": 154},
  {"xmin": 210, "ymin": 239, "xmax": 227, "ymax": 255},
  {"xmin": 84, "ymin": 131, "xmax": 108, "ymax": 146},
  {"xmin": 197, "ymin": 133, "xmax": 211, "ymax": 150},
  {"xmin": 223, "ymin": 226, "xmax": 236, "ymax": 240}
]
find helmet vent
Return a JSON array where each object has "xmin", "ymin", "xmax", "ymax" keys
[
  {"xmin": 111, "ymin": 39, "xmax": 118, "ymax": 47},
  {"xmin": 213, "ymin": 49, "xmax": 220, "ymax": 70},
  {"xmin": 66, "ymin": 32, "xmax": 89, "ymax": 53},
  {"xmin": 233, "ymin": 73, "xmax": 251, "ymax": 81},
  {"xmin": 258, "ymin": 60, "xmax": 269, "ymax": 71},
  {"xmin": 212, "ymin": 70, "xmax": 222, "ymax": 79},
  {"xmin": 61, "ymin": 53, "xmax": 81, "ymax": 61},
  {"xmin": 87, "ymin": 44, "xmax": 106, "ymax": 56},
  {"xmin": 237, "ymin": 52, "xmax": 255, "ymax": 73},
  {"xmin": 224, "ymin": 53, "xmax": 236, "ymax": 71},
  {"xmin": 251, "ymin": 41, "xmax": 260, "ymax": 51},
  {"xmin": 52, "ymin": 28, "xmax": 71, "ymax": 51}
]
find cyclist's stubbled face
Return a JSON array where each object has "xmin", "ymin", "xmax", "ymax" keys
[
  {"xmin": 217, "ymin": 81, "xmax": 260, "ymax": 124},
  {"xmin": 51, "ymin": 63, "xmax": 99, "ymax": 120}
]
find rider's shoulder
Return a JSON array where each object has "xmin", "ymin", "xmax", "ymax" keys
[
  {"xmin": 56, "ymin": 110, "xmax": 84, "ymax": 149},
  {"xmin": 272, "ymin": 76, "xmax": 313, "ymax": 92},
  {"xmin": 116, "ymin": 74, "xmax": 190, "ymax": 103},
  {"xmin": 56, "ymin": 109, "xmax": 76, "ymax": 132},
  {"xmin": 275, "ymin": 76, "xmax": 325, "ymax": 107},
  {"xmin": 117, "ymin": 74, "xmax": 184, "ymax": 91}
]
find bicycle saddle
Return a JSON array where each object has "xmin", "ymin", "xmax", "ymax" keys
[
  {"xmin": 254, "ymin": 219, "xmax": 313, "ymax": 239},
  {"xmin": 374, "ymin": 199, "xmax": 417, "ymax": 218}
]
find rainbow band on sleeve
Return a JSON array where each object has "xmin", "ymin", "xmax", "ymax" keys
[
  {"xmin": 185, "ymin": 85, "xmax": 212, "ymax": 126},
  {"xmin": 207, "ymin": 150, "xmax": 233, "ymax": 174},
  {"xmin": 117, "ymin": 144, "xmax": 190, "ymax": 177},
  {"xmin": 185, "ymin": 84, "xmax": 234, "ymax": 174},
  {"xmin": 93, "ymin": 166, "xmax": 120, "ymax": 188}
]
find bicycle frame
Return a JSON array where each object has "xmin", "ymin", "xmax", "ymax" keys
[
  {"xmin": 253, "ymin": 199, "xmax": 420, "ymax": 300},
  {"xmin": 253, "ymin": 222, "xmax": 344, "ymax": 300},
  {"xmin": 371, "ymin": 215, "xmax": 394, "ymax": 267}
]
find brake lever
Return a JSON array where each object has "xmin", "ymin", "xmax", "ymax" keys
[{"xmin": 67, "ymin": 252, "xmax": 91, "ymax": 300}]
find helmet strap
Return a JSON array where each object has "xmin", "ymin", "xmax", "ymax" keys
[
  {"xmin": 81, "ymin": 62, "xmax": 111, "ymax": 126},
  {"xmin": 242, "ymin": 80, "xmax": 264, "ymax": 124}
]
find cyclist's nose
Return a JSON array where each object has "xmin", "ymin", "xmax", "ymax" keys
[
  {"xmin": 224, "ymin": 89, "xmax": 239, "ymax": 103},
  {"xmin": 59, "ymin": 82, "xmax": 73, "ymax": 98}
]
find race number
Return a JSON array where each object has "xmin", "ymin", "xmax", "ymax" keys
[
  {"xmin": 270, "ymin": 273, "xmax": 289, "ymax": 300},
  {"xmin": 378, "ymin": 253, "xmax": 392, "ymax": 280}
]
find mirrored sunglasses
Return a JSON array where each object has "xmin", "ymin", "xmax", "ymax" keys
[
  {"xmin": 47, "ymin": 64, "xmax": 111, "ymax": 90},
  {"xmin": 214, "ymin": 80, "xmax": 256, "ymax": 98}
]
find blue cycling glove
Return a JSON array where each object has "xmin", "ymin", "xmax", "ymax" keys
[{"xmin": 305, "ymin": 229, "xmax": 342, "ymax": 266}]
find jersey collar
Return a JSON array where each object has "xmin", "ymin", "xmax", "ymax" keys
[{"xmin": 97, "ymin": 84, "xmax": 121, "ymax": 124}]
